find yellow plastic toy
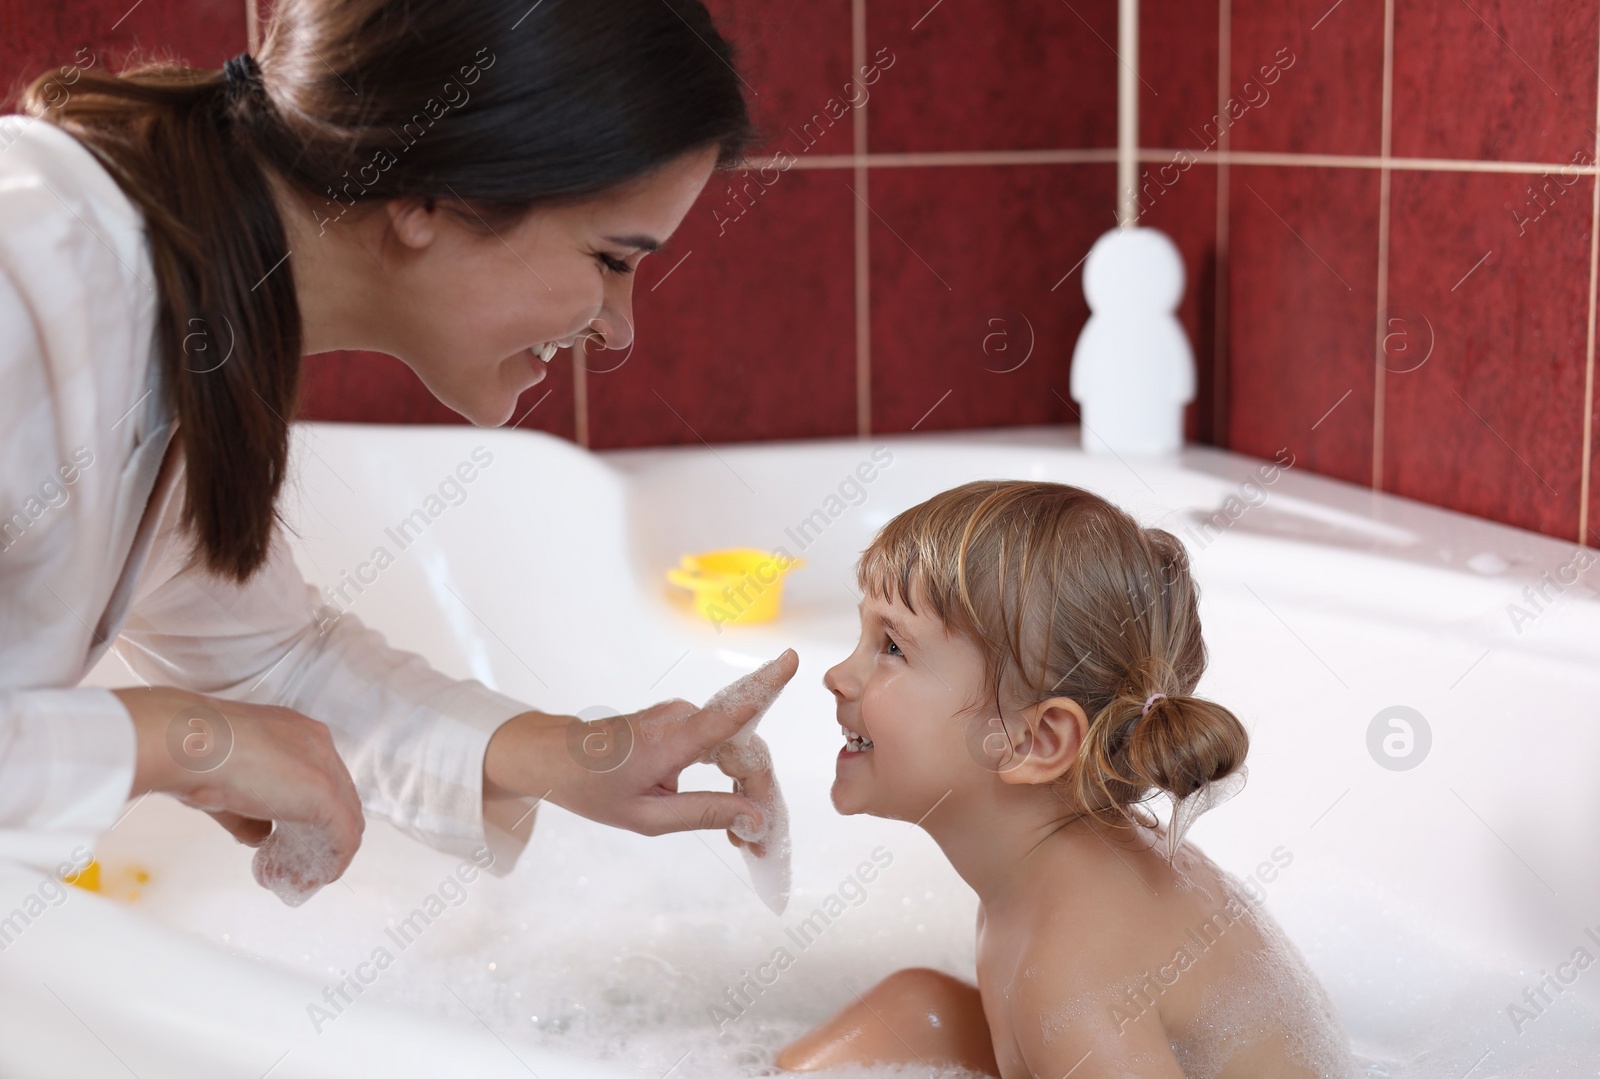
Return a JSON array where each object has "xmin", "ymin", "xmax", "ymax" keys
[
  {"xmin": 65, "ymin": 860, "xmax": 151, "ymax": 900},
  {"xmin": 67, "ymin": 859, "xmax": 100, "ymax": 892},
  {"xmin": 667, "ymin": 548, "xmax": 804, "ymax": 627}
]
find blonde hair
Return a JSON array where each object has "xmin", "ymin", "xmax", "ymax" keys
[{"xmin": 857, "ymin": 480, "xmax": 1247, "ymax": 827}]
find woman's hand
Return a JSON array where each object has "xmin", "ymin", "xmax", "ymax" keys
[
  {"xmin": 112, "ymin": 685, "xmax": 365, "ymax": 905},
  {"xmin": 483, "ymin": 648, "xmax": 799, "ymax": 843}
]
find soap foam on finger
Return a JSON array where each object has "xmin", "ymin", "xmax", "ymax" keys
[
  {"xmin": 702, "ymin": 651, "xmax": 792, "ymax": 744},
  {"xmin": 252, "ymin": 821, "xmax": 344, "ymax": 906},
  {"xmin": 718, "ymin": 732, "xmax": 791, "ymax": 914},
  {"xmin": 637, "ymin": 697, "xmax": 698, "ymax": 742},
  {"xmin": 701, "ymin": 653, "xmax": 796, "ymax": 914}
]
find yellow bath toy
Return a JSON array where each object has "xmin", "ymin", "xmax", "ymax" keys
[
  {"xmin": 67, "ymin": 859, "xmax": 100, "ymax": 892},
  {"xmin": 667, "ymin": 548, "xmax": 804, "ymax": 627},
  {"xmin": 65, "ymin": 860, "xmax": 151, "ymax": 900}
]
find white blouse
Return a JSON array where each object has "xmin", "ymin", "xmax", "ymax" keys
[{"xmin": 0, "ymin": 117, "xmax": 540, "ymax": 876}]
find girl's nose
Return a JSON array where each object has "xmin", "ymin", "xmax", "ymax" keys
[{"xmin": 823, "ymin": 660, "xmax": 853, "ymax": 702}]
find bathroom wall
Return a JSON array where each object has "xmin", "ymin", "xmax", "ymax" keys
[
  {"xmin": 1144, "ymin": 0, "xmax": 1599, "ymax": 547},
  {"xmin": 0, "ymin": 1, "xmax": 244, "ymax": 113},
  {"xmin": 291, "ymin": 0, "xmax": 1138, "ymax": 451},
  {"xmin": 2, "ymin": 1, "xmax": 1595, "ymax": 546}
]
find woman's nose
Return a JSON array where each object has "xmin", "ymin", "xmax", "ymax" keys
[{"xmin": 589, "ymin": 279, "xmax": 635, "ymax": 352}]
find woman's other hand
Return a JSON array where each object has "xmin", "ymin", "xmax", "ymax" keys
[{"xmin": 113, "ymin": 685, "xmax": 365, "ymax": 905}]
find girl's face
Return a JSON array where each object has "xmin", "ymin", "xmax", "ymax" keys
[
  {"xmin": 824, "ymin": 584, "xmax": 998, "ymax": 822},
  {"xmin": 355, "ymin": 145, "xmax": 719, "ymax": 427}
]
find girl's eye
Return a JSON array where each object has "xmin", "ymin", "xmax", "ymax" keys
[
  {"xmin": 597, "ymin": 252, "xmax": 633, "ymax": 275},
  {"xmin": 884, "ymin": 636, "xmax": 904, "ymax": 658}
]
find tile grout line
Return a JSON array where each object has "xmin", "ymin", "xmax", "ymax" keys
[
  {"xmin": 1117, "ymin": 0, "xmax": 1139, "ymax": 226},
  {"xmin": 572, "ymin": 347, "xmax": 590, "ymax": 447},
  {"xmin": 852, "ymin": 0, "xmax": 872, "ymax": 437},
  {"xmin": 1372, "ymin": 0, "xmax": 1396, "ymax": 492},
  {"xmin": 1214, "ymin": 0, "xmax": 1231, "ymax": 448},
  {"xmin": 749, "ymin": 148, "xmax": 1600, "ymax": 175},
  {"xmin": 1172, "ymin": 149, "xmax": 1600, "ymax": 174},
  {"xmin": 1581, "ymin": 16, "xmax": 1600, "ymax": 548}
]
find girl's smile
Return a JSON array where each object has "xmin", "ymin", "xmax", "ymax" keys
[{"xmin": 824, "ymin": 589, "xmax": 992, "ymax": 822}]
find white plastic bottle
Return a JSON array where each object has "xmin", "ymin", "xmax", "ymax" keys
[{"xmin": 1069, "ymin": 226, "xmax": 1195, "ymax": 456}]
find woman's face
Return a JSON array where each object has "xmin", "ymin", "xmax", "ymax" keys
[
  {"xmin": 824, "ymin": 583, "xmax": 999, "ymax": 823},
  {"xmin": 368, "ymin": 145, "xmax": 720, "ymax": 426}
]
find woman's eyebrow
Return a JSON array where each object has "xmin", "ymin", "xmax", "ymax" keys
[{"xmin": 603, "ymin": 233, "xmax": 662, "ymax": 252}]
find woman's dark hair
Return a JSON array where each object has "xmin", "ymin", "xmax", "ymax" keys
[{"xmin": 17, "ymin": 0, "xmax": 757, "ymax": 583}]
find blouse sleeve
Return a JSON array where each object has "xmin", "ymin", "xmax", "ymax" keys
[
  {"xmin": 112, "ymin": 502, "xmax": 543, "ymax": 873},
  {"xmin": 0, "ymin": 123, "xmax": 146, "ymax": 868}
]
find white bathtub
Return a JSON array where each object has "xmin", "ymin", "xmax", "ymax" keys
[{"xmin": 5, "ymin": 422, "xmax": 1598, "ymax": 1077}]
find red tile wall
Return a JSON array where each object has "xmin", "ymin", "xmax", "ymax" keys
[
  {"xmin": 581, "ymin": 0, "xmax": 1123, "ymax": 448},
  {"xmin": 8, "ymin": 1, "xmax": 1598, "ymax": 546},
  {"xmin": 0, "ymin": 0, "xmax": 244, "ymax": 88},
  {"xmin": 1139, "ymin": 0, "xmax": 1600, "ymax": 546}
]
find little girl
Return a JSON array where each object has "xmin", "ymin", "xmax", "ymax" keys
[{"xmin": 775, "ymin": 480, "xmax": 1355, "ymax": 1078}]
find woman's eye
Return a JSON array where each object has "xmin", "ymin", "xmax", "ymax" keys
[{"xmin": 597, "ymin": 252, "xmax": 633, "ymax": 275}]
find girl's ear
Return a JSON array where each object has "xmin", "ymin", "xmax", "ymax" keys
[{"xmin": 997, "ymin": 696, "xmax": 1089, "ymax": 787}]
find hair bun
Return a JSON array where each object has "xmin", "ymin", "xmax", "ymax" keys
[{"xmin": 1124, "ymin": 691, "xmax": 1246, "ymax": 802}]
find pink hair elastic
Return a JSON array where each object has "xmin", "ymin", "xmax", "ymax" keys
[{"xmin": 1141, "ymin": 692, "xmax": 1167, "ymax": 717}]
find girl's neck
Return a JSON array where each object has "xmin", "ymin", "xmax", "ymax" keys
[{"xmin": 920, "ymin": 784, "xmax": 1101, "ymax": 907}]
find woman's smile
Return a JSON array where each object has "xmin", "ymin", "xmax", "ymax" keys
[
  {"xmin": 522, "ymin": 337, "xmax": 572, "ymax": 386},
  {"xmin": 523, "ymin": 347, "xmax": 549, "ymax": 386}
]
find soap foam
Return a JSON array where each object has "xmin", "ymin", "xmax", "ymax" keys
[
  {"xmin": 728, "ymin": 733, "xmax": 791, "ymax": 915},
  {"xmin": 705, "ymin": 732, "xmax": 774, "ymax": 781},
  {"xmin": 1144, "ymin": 844, "xmax": 1358, "ymax": 1078},
  {"xmin": 703, "ymin": 653, "xmax": 790, "ymax": 743},
  {"xmin": 639, "ymin": 650, "xmax": 790, "ymax": 745},
  {"xmin": 1030, "ymin": 845, "xmax": 1357, "ymax": 1076},
  {"xmin": 1169, "ymin": 872, "xmax": 1359, "ymax": 1078},
  {"xmin": 251, "ymin": 821, "xmax": 342, "ymax": 907},
  {"xmin": 636, "ymin": 698, "xmax": 697, "ymax": 743},
  {"xmin": 115, "ymin": 650, "xmax": 1600, "ymax": 1079},
  {"xmin": 141, "ymin": 794, "xmax": 1600, "ymax": 1079},
  {"xmin": 696, "ymin": 655, "xmax": 795, "ymax": 915}
]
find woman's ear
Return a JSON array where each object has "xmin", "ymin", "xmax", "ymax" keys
[
  {"xmin": 384, "ymin": 196, "xmax": 440, "ymax": 250},
  {"xmin": 997, "ymin": 696, "xmax": 1089, "ymax": 787}
]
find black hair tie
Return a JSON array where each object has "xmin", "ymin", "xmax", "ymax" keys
[{"xmin": 222, "ymin": 52, "xmax": 263, "ymax": 99}]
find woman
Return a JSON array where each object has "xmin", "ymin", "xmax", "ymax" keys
[{"xmin": 0, "ymin": 0, "xmax": 793, "ymax": 902}]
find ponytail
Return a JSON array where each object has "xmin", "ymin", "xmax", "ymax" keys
[
  {"xmin": 1071, "ymin": 672, "xmax": 1249, "ymax": 829},
  {"xmin": 22, "ymin": 61, "xmax": 301, "ymax": 584}
]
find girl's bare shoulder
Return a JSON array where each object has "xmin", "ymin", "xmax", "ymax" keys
[
  {"xmin": 999, "ymin": 836, "xmax": 1347, "ymax": 1078},
  {"xmin": 1004, "ymin": 831, "xmax": 1273, "ymax": 1028}
]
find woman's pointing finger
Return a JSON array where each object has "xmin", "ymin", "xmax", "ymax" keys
[{"xmin": 688, "ymin": 648, "xmax": 799, "ymax": 761}]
